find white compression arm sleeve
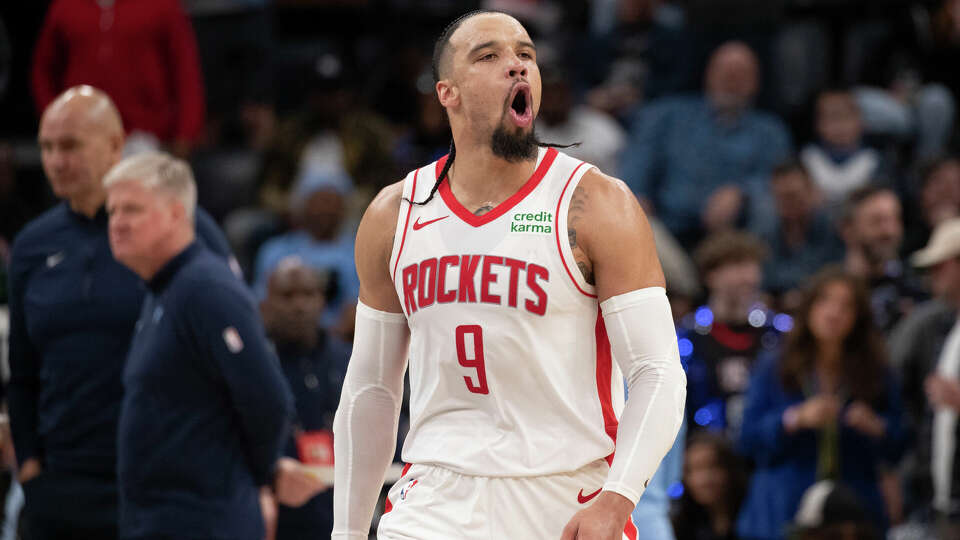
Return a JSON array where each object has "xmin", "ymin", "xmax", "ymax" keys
[
  {"xmin": 332, "ymin": 301, "xmax": 410, "ymax": 540},
  {"xmin": 601, "ymin": 287, "xmax": 686, "ymax": 504}
]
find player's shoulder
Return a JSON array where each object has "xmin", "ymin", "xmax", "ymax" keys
[
  {"xmin": 365, "ymin": 180, "xmax": 405, "ymax": 222},
  {"xmin": 358, "ymin": 180, "xmax": 406, "ymax": 241},
  {"xmin": 573, "ymin": 166, "xmax": 640, "ymax": 217},
  {"xmin": 355, "ymin": 179, "xmax": 406, "ymax": 264}
]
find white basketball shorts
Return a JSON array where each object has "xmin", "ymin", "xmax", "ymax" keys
[{"xmin": 378, "ymin": 459, "xmax": 639, "ymax": 539}]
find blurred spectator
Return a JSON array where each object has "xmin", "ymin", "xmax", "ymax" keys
[
  {"xmin": 801, "ymin": 89, "xmax": 885, "ymax": 212},
  {"xmin": 891, "ymin": 217, "xmax": 960, "ymax": 536},
  {"xmin": 182, "ymin": 0, "xmax": 274, "ymax": 149},
  {"xmin": 671, "ymin": 432, "xmax": 746, "ymax": 540},
  {"xmin": 753, "ymin": 159, "xmax": 843, "ymax": 304},
  {"xmin": 652, "ymin": 218, "xmax": 702, "ymax": 319},
  {"xmin": 840, "ymin": 185, "xmax": 926, "ymax": 334},
  {"xmin": 6, "ymin": 87, "xmax": 233, "ymax": 539},
  {"xmin": 253, "ymin": 169, "xmax": 358, "ymax": 333},
  {"xmin": 927, "ymin": 0, "xmax": 960, "ymax": 96},
  {"xmin": 737, "ymin": 268, "xmax": 906, "ymax": 540},
  {"xmin": 904, "ymin": 155, "xmax": 960, "ymax": 255},
  {"xmin": 102, "ymin": 152, "xmax": 316, "ymax": 539},
  {"xmin": 847, "ymin": 1, "xmax": 957, "ymax": 165},
  {"xmin": 260, "ymin": 257, "xmax": 348, "ymax": 539},
  {"xmin": 681, "ymin": 230, "xmax": 782, "ymax": 438},
  {"xmin": 226, "ymin": 52, "xmax": 396, "ymax": 273},
  {"xmin": 919, "ymin": 156, "xmax": 960, "ymax": 230},
  {"xmin": 31, "ymin": 0, "xmax": 206, "ymax": 155},
  {"xmin": 259, "ymin": 51, "xmax": 396, "ymax": 206},
  {"xmin": 620, "ymin": 41, "xmax": 791, "ymax": 247},
  {"xmin": 393, "ymin": 83, "xmax": 453, "ymax": 176},
  {"xmin": 584, "ymin": 0, "xmax": 695, "ymax": 121},
  {"xmin": 790, "ymin": 480, "xmax": 880, "ymax": 540},
  {"xmin": 536, "ymin": 65, "xmax": 626, "ymax": 175}
]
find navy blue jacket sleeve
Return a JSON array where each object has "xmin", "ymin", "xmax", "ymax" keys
[
  {"xmin": 194, "ymin": 207, "xmax": 241, "ymax": 278},
  {"xmin": 6, "ymin": 239, "xmax": 42, "ymax": 467},
  {"xmin": 186, "ymin": 278, "xmax": 294, "ymax": 485},
  {"xmin": 875, "ymin": 369, "xmax": 908, "ymax": 464},
  {"xmin": 738, "ymin": 357, "xmax": 796, "ymax": 464}
]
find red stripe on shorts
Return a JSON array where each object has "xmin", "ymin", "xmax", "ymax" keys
[
  {"xmin": 623, "ymin": 515, "xmax": 638, "ymax": 540},
  {"xmin": 382, "ymin": 463, "xmax": 413, "ymax": 515}
]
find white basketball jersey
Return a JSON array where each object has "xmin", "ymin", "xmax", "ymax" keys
[{"xmin": 390, "ymin": 147, "xmax": 625, "ymax": 477}]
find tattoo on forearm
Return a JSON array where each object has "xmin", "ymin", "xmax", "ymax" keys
[
  {"xmin": 568, "ymin": 229, "xmax": 577, "ymax": 249},
  {"xmin": 474, "ymin": 205, "xmax": 494, "ymax": 216}
]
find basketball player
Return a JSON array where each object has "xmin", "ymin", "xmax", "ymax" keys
[{"xmin": 332, "ymin": 10, "xmax": 686, "ymax": 540}]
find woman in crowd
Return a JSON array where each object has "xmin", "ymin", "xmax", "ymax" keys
[
  {"xmin": 672, "ymin": 432, "xmax": 747, "ymax": 540},
  {"xmin": 736, "ymin": 267, "xmax": 906, "ymax": 540}
]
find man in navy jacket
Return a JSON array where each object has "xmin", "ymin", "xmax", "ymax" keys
[
  {"xmin": 6, "ymin": 86, "xmax": 236, "ymax": 539},
  {"xmin": 105, "ymin": 151, "xmax": 312, "ymax": 539}
]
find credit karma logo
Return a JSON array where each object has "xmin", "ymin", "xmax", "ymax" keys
[{"xmin": 510, "ymin": 211, "xmax": 553, "ymax": 233}]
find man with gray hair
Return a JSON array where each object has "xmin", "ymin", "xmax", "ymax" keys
[
  {"xmin": 891, "ymin": 217, "xmax": 960, "ymax": 536},
  {"xmin": 105, "ymin": 152, "xmax": 322, "ymax": 539},
  {"xmin": 7, "ymin": 86, "xmax": 234, "ymax": 539}
]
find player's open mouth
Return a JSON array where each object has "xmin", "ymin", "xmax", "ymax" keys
[{"xmin": 507, "ymin": 84, "xmax": 532, "ymax": 128}]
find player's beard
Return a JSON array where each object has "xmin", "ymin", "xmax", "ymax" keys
[{"xmin": 490, "ymin": 124, "xmax": 539, "ymax": 163}]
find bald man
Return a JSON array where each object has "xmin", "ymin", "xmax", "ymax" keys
[
  {"xmin": 620, "ymin": 41, "xmax": 792, "ymax": 248},
  {"xmin": 6, "ymin": 86, "xmax": 234, "ymax": 539}
]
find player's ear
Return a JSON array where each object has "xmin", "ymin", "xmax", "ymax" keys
[{"xmin": 436, "ymin": 80, "xmax": 459, "ymax": 109}]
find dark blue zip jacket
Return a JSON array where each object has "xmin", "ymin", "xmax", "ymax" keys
[
  {"xmin": 6, "ymin": 202, "xmax": 234, "ymax": 477},
  {"xmin": 119, "ymin": 242, "xmax": 293, "ymax": 539}
]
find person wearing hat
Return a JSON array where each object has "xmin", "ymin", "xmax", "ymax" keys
[
  {"xmin": 253, "ymin": 167, "xmax": 359, "ymax": 333},
  {"xmin": 889, "ymin": 216, "xmax": 960, "ymax": 536},
  {"xmin": 790, "ymin": 480, "xmax": 879, "ymax": 540}
]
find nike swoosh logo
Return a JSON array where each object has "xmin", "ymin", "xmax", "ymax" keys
[
  {"xmin": 577, "ymin": 487, "xmax": 602, "ymax": 504},
  {"xmin": 412, "ymin": 215, "xmax": 449, "ymax": 231}
]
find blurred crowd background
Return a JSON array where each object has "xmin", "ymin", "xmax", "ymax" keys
[{"xmin": 4, "ymin": 0, "xmax": 960, "ymax": 539}]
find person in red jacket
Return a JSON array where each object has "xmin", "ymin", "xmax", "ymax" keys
[{"xmin": 32, "ymin": 0, "xmax": 206, "ymax": 156}]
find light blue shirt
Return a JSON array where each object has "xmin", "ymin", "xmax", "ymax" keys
[
  {"xmin": 620, "ymin": 96, "xmax": 792, "ymax": 240},
  {"xmin": 253, "ymin": 230, "xmax": 359, "ymax": 325},
  {"xmin": 631, "ymin": 419, "xmax": 684, "ymax": 539}
]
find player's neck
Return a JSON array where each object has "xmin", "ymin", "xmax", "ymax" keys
[{"xmin": 446, "ymin": 143, "xmax": 539, "ymax": 211}]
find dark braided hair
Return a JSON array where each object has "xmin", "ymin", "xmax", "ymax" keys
[
  {"xmin": 404, "ymin": 10, "xmax": 492, "ymax": 206},
  {"xmin": 406, "ymin": 9, "xmax": 578, "ymax": 206}
]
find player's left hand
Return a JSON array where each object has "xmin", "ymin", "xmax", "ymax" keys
[{"xmin": 560, "ymin": 491, "xmax": 634, "ymax": 540}]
